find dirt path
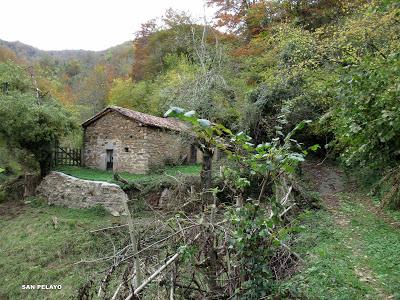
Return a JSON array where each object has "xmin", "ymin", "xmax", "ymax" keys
[
  {"xmin": 303, "ymin": 160, "xmax": 394, "ymax": 299},
  {"xmin": 302, "ymin": 160, "xmax": 344, "ymax": 203}
]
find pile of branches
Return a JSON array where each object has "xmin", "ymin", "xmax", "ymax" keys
[
  {"xmin": 76, "ymin": 175, "xmax": 302, "ymax": 300},
  {"xmin": 115, "ymin": 171, "xmax": 202, "ymax": 213}
]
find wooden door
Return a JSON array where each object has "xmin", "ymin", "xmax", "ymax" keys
[{"xmin": 106, "ymin": 149, "xmax": 114, "ymax": 171}]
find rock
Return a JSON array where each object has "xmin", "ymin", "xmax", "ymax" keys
[{"xmin": 36, "ymin": 171, "xmax": 127, "ymax": 215}]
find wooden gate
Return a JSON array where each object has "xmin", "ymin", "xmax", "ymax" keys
[{"xmin": 53, "ymin": 146, "xmax": 82, "ymax": 167}]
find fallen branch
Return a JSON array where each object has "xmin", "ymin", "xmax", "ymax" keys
[
  {"xmin": 279, "ymin": 204, "xmax": 296, "ymax": 218},
  {"xmin": 111, "ymin": 282, "xmax": 123, "ymax": 300},
  {"xmin": 90, "ymin": 224, "xmax": 128, "ymax": 233},
  {"xmin": 174, "ymin": 282, "xmax": 207, "ymax": 293},
  {"xmin": 121, "ymin": 224, "xmax": 198, "ymax": 264},
  {"xmin": 124, "ymin": 252, "xmax": 179, "ymax": 300},
  {"xmin": 125, "ymin": 232, "xmax": 201, "ymax": 299},
  {"xmin": 123, "ymin": 199, "xmax": 141, "ymax": 289},
  {"xmin": 280, "ymin": 185, "xmax": 293, "ymax": 206}
]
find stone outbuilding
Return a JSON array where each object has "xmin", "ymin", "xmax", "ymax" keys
[{"xmin": 82, "ymin": 106, "xmax": 195, "ymax": 174}]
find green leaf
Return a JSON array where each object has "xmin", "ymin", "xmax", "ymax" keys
[
  {"xmin": 309, "ymin": 144, "xmax": 321, "ymax": 152},
  {"xmin": 164, "ymin": 107, "xmax": 184, "ymax": 118},
  {"xmin": 197, "ymin": 119, "xmax": 211, "ymax": 127},
  {"xmin": 184, "ymin": 110, "xmax": 196, "ymax": 117},
  {"xmin": 288, "ymin": 153, "xmax": 305, "ymax": 162}
]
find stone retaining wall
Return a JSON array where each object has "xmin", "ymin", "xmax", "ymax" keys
[{"xmin": 36, "ymin": 172, "xmax": 127, "ymax": 215}]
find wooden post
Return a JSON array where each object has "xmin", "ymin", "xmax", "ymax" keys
[
  {"xmin": 200, "ymin": 147, "xmax": 214, "ymax": 203},
  {"xmin": 123, "ymin": 200, "xmax": 141, "ymax": 289},
  {"xmin": 54, "ymin": 148, "xmax": 57, "ymax": 167}
]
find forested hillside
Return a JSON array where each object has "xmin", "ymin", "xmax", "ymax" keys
[
  {"xmin": 0, "ymin": 0, "xmax": 399, "ymax": 299},
  {"xmin": 0, "ymin": 38, "xmax": 133, "ymax": 120}
]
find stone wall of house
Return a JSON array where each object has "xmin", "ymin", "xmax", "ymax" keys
[
  {"xmin": 36, "ymin": 172, "xmax": 127, "ymax": 215},
  {"xmin": 83, "ymin": 111, "xmax": 150, "ymax": 173},
  {"xmin": 145, "ymin": 128, "xmax": 189, "ymax": 170},
  {"xmin": 83, "ymin": 111, "xmax": 191, "ymax": 174}
]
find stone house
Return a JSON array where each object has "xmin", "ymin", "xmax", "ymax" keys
[{"xmin": 82, "ymin": 106, "xmax": 195, "ymax": 174}]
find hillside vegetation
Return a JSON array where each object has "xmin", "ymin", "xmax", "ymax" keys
[{"xmin": 0, "ymin": 38, "xmax": 133, "ymax": 121}]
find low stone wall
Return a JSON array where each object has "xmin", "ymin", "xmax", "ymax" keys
[{"xmin": 36, "ymin": 172, "xmax": 127, "ymax": 216}]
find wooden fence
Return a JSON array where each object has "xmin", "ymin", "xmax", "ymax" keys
[{"xmin": 53, "ymin": 146, "xmax": 82, "ymax": 167}]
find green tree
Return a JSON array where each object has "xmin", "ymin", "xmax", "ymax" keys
[
  {"xmin": 0, "ymin": 61, "xmax": 77, "ymax": 177},
  {"xmin": 76, "ymin": 64, "xmax": 112, "ymax": 119},
  {"xmin": 107, "ymin": 78, "xmax": 156, "ymax": 113},
  {"xmin": 332, "ymin": 53, "xmax": 400, "ymax": 169},
  {"xmin": 64, "ymin": 59, "xmax": 81, "ymax": 77}
]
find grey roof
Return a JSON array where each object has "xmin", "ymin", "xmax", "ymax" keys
[{"xmin": 82, "ymin": 106, "xmax": 187, "ymax": 132}]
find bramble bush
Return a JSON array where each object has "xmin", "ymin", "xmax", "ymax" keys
[{"xmin": 166, "ymin": 107, "xmax": 316, "ymax": 297}]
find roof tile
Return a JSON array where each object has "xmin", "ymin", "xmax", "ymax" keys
[{"xmin": 82, "ymin": 106, "xmax": 187, "ymax": 132}]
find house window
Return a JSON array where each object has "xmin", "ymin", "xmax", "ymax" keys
[{"xmin": 125, "ymin": 147, "xmax": 129, "ymax": 152}]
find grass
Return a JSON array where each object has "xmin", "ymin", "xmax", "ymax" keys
[
  {"xmin": 278, "ymin": 193, "xmax": 400, "ymax": 299},
  {"xmin": 341, "ymin": 195, "xmax": 400, "ymax": 296},
  {"xmin": 2, "ymin": 161, "xmax": 399, "ymax": 299},
  {"xmin": 0, "ymin": 164, "xmax": 200, "ymax": 299},
  {"xmin": 0, "ymin": 198, "xmax": 128, "ymax": 300},
  {"xmin": 55, "ymin": 164, "xmax": 201, "ymax": 184}
]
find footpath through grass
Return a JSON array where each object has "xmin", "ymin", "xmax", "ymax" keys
[
  {"xmin": 279, "ymin": 192, "xmax": 400, "ymax": 299},
  {"xmin": 56, "ymin": 164, "xmax": 200, "ymax": 184}
]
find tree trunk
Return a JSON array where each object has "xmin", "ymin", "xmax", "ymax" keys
[
  {"xmin": 36, "ymin": 143, "xmax": 53, "ymax": 178},
  {"xmin": 39, "ymin": 157, "xmax": 51, "ymax": 178},
  {"xmin": 205, "ymin": 233, "xmax": 219, "ymax": 292},
  {"xmin": 23, "ymin": 173, "xmax": 41, "ymax": 198},
  {"xmin": 200, "ymin": 147, "xmax": 214, "ymax": 203},
  {"xmin": 123, "ymin": 200, "xmax": 141, "ymax": 289}
]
